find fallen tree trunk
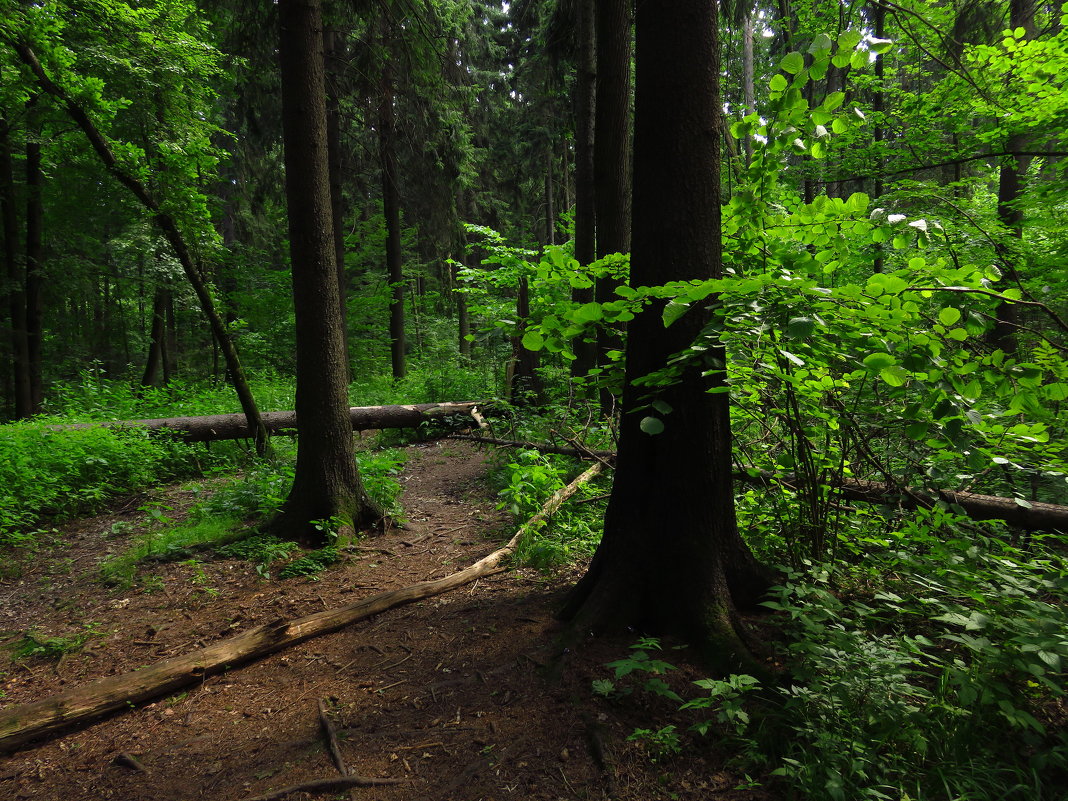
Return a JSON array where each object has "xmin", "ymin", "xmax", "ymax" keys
[
  {"xmin": 54, "ymin": 401, "xmax": 488, "ymax": 443},
  {"xmin": 450, "ymin": 435, "xmax": 1068, "ymax": 532},
  {"xmin": 0, "ymin": 462, "xmax": 602, "ymax": 754}
]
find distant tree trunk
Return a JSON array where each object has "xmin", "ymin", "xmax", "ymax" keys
[
  {"xmin": 593, "ymin": 0, "xmax": 632, "ymax": 414},
  {"xmin": 571, "ymin": 0, "xmax": 597, "ymax": 380},
  {"xmin": 24, "ymin": 131, "xmax": 43, "ymax": 412},
  {"xmin": 275, "ymin": 0, "xmax": 382, "ymax": 544},
  {"xmin": 163, "ymin": 290, "xmax": 177, "ymax": 383},
  {"xmin": 510, "ymin": 274, "xmax": 543, "ymax": 404},
  {"xmin": 140, "ymin": 286, "xmax": 168, "ymax": 387},
  {"xmin": 378, "ymin": 23, "xmax": 405, "ymax": 381},
  {"xmin": 325, "ymin": 26, "xmax": 350, "ymax": 380},
  {"xmin": 544, "ymin": 144, "xmax": 555, "ymax": 245},
  {"xmin": 991, "ymin": 0, "xmax": 1035, "ymax": 354},
  {"xmin": 560, "ymin": 0, "xmax": 772, "ymax": 668},
  {"xmin": 872, "ymin": 0, "xmax": 886, "ymax": 273},
  {"xmin": 0, "ymin": 116, "xmax": 31, "ymax": 419},
  {"xmin": 741, "ymin": 4, "xmax": 755, "ymax": 165}
]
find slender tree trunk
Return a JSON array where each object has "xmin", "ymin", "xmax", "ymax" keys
[
  {"xmin": 0, "ymin": 117, "xmax": 31, "ymax": 418},
  {"xmin": 991, "ymin": 0, "xmax": 1035, "ymax": 354},
  {"xmin": 377, "ymin": 24, "xmax": 405, "ymax": 381},
  {"xmin": 140, "ymin": 286, "xmax": 168, "ymax": 387},
  {"xmin": 742, "ymin": 5, "xmax": 755, "ymax": 166},
  {"xmin": 872, "ymin": 1, "xmax": 887, "ymax": 273},
  {"xmin": 593, "ymin": 0, "xmax": 632, "ymax": 415},
  {"xmin": 24, "ymin": 131, "xmax": 43, "ymax": 413},
  {"xmin": 571, "ymin": 0, "xmax": 598, "ymax": 379},
  {"xmin": 544, "ymin": 144, "xmax": 555, "ymax": 246},
  {"xmin": 325, "ymin": 27, "xmax": 351, "ymax": 380},
  {"xmin": 560, "ymin": 0, "xmax": 772, "ymax": 668},
  {"xmin": 275, "ymin": 0, "xmax": 381, "ymax": 544}
]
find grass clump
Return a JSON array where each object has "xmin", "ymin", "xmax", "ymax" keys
[{"xmin": 10, "ymin": 623, "xmax": 104, "ymax": 661}]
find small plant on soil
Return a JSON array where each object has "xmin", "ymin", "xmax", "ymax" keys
[{"xmin": 10, "ymin": 623, "xmax": 103, "ymax": 661}]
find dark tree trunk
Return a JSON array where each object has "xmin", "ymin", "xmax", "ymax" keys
[
  {"xmin": 560, "ymin": 0, "xmax": 772, "ymax": 668},
  {"xmin": 991, "ymin": 0, "xmax": 1035, "ymax": 354},
  {"xmin": 24, "ymin": 133, "xmax": 43, "ymax": 413},
  {"xmin": 570, "ymin": 0, "xmax": 598, "ymax": 379},
  {"xmin": 0, "ymin": 117, "xmax": 31, "ymax": 419},
  {"xmin": 872, "ymin": 1, "xmax": 887, "ymax": 273},
  {"xmin": 509, "ymin": 275, "xmax": 543, "ymax": 405},
  {"xmin": 275, "ymin": 0, "xmax": 382, "ymax": 544},
  {"xmin": 593, "ymin": 0, "xmax": 632, "ymax": 414},
  {"xmin": 742, "ymin": 5, "xmax": 755, "ymax": 165},
  {"xmin": 325, "ymin": 27, "xmax": 351, "ymax": 380},
  {"xmin": 163, "ymin": 290, "xmax": 177, "ymax": 383},
  {"xmin": 378, "ymin": 25, "xmax": 405, "ymax": 381},
  {"xmin": 140, "ymin": 286, "xmax": 168, "ymax": 387}
]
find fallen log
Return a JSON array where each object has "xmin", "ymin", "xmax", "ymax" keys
[
  {"xmin": 451, "ymin": 435, "xmax": 1068, "ymax": 532},
  {"xmin": 53, "ymin": 401, "xmax": 488, "ymax": 443},
  {"xmin": 0, "ymin": 462, "xmax": 602, "ymax": 754}
]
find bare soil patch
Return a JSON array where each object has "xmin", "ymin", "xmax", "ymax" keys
[{"xmin": 0, "ymin": 440, "xmax": 766, "ymax": 801}]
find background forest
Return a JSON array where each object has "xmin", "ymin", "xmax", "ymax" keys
[{"xmin": 1, "ymin": 0, "xmax": 1068, "ymax": 799}]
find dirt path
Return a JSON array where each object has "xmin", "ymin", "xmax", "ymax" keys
[{"xmin": 0, "ymin": 441, "xmax": 763, "ymax": 801}]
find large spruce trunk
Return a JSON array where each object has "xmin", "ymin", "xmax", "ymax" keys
[
  {"xmin": 561, "ymin": 0, "xmax": 772, "ymax": 668},
  {"xmin": 275, "ymin": 0, "xmax": 381, "ymax": 544}
]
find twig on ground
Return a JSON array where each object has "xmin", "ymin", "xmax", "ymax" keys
[{"xmin": 239, "ymin": 775, "xmax": 408, "ymax": 801}]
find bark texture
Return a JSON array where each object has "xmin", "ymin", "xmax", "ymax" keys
[
  {"xmin": 560, "ymin": 0, "xmax": 772, "ymax": 667},
  {"xmin": 277, "ymin": 0, "xmax": 380, "ymax": 541}
]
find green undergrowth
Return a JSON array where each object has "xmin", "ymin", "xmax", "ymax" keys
[
  {"xmin": 0, "ymin": 422, "xmax": 238, "ymax": 548},
  {"xmin": 100, "ymin": 445, "xmax": 407, "ymax": 587},
  {"xmin": 492, "ymin": 447, "xmax": 609, "ymax": 569},
  {"xmin": 597, "ymin": 514, "xmax": 1068, "ymax": 801}
]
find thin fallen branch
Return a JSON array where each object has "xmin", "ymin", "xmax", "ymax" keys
[
  {"xmin": 240, "ymin": 775, "xmax": 408, "ymax": 801},
  {"xmin": 0, "ymin": 463, "xmax": 602, "ymax": 754},
  {"xmin": 450, "ymin": 435, "xmax": 1068, "ymax": 531},
  {"xmin": 317, "ymin": 699, "xmax": 353, "ymax": 800}
]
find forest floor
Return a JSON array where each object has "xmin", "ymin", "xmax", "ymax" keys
[{"xmin": 0, "ymin": 439, "xmax": 770, "ymax": 801}]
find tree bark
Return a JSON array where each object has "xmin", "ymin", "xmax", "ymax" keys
[
  {"xmin": 24, "ymin": 129, "xmax": 43, "ymax": 413},
  {"xmin": 275, "ymin": 0, "xmax": 382, "ymax": 544},
  {"xmin": 378, "ymin": 22, "xmax": 406, "ymax": 381},
  {"xmin": 593, "ymin": 0, "xmax": 632, "ymax": 414},
  {"xmin": 570, "ymin": 0, "xmax": 598, "ymax": 379},
  {"xmin": 0, "ymin": 115, "xmax": 32, "ymax": 419},
  {"xmin": 139, "ymin": 286, "xmax": 169, "ymax": 387},
  {"xmin": 991, "ymin": 0, "xmax": 1035, "ymax": 354},
  {"xmin": 325, "ymin": 26, "xmax": 351, "ymax": 380},
  {"xmin": 560, "ymin": 0, "xmax": 772, "ymax": 670}
]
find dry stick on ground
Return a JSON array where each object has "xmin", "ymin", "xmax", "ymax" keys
[
  {"xmin": 239, "ymin": 775, "xmax": 409, "ymax": 801},
  {"xmin": 317, "ymin": 699, "xmax": 357, "ymax": 801},
  {"xmin": 450, "ymin": 434, "xmax": 1068, "ymax": 532},
  {"xmin": 0, "ymin": 463, "xmax": 603, "ymax": 754}
]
